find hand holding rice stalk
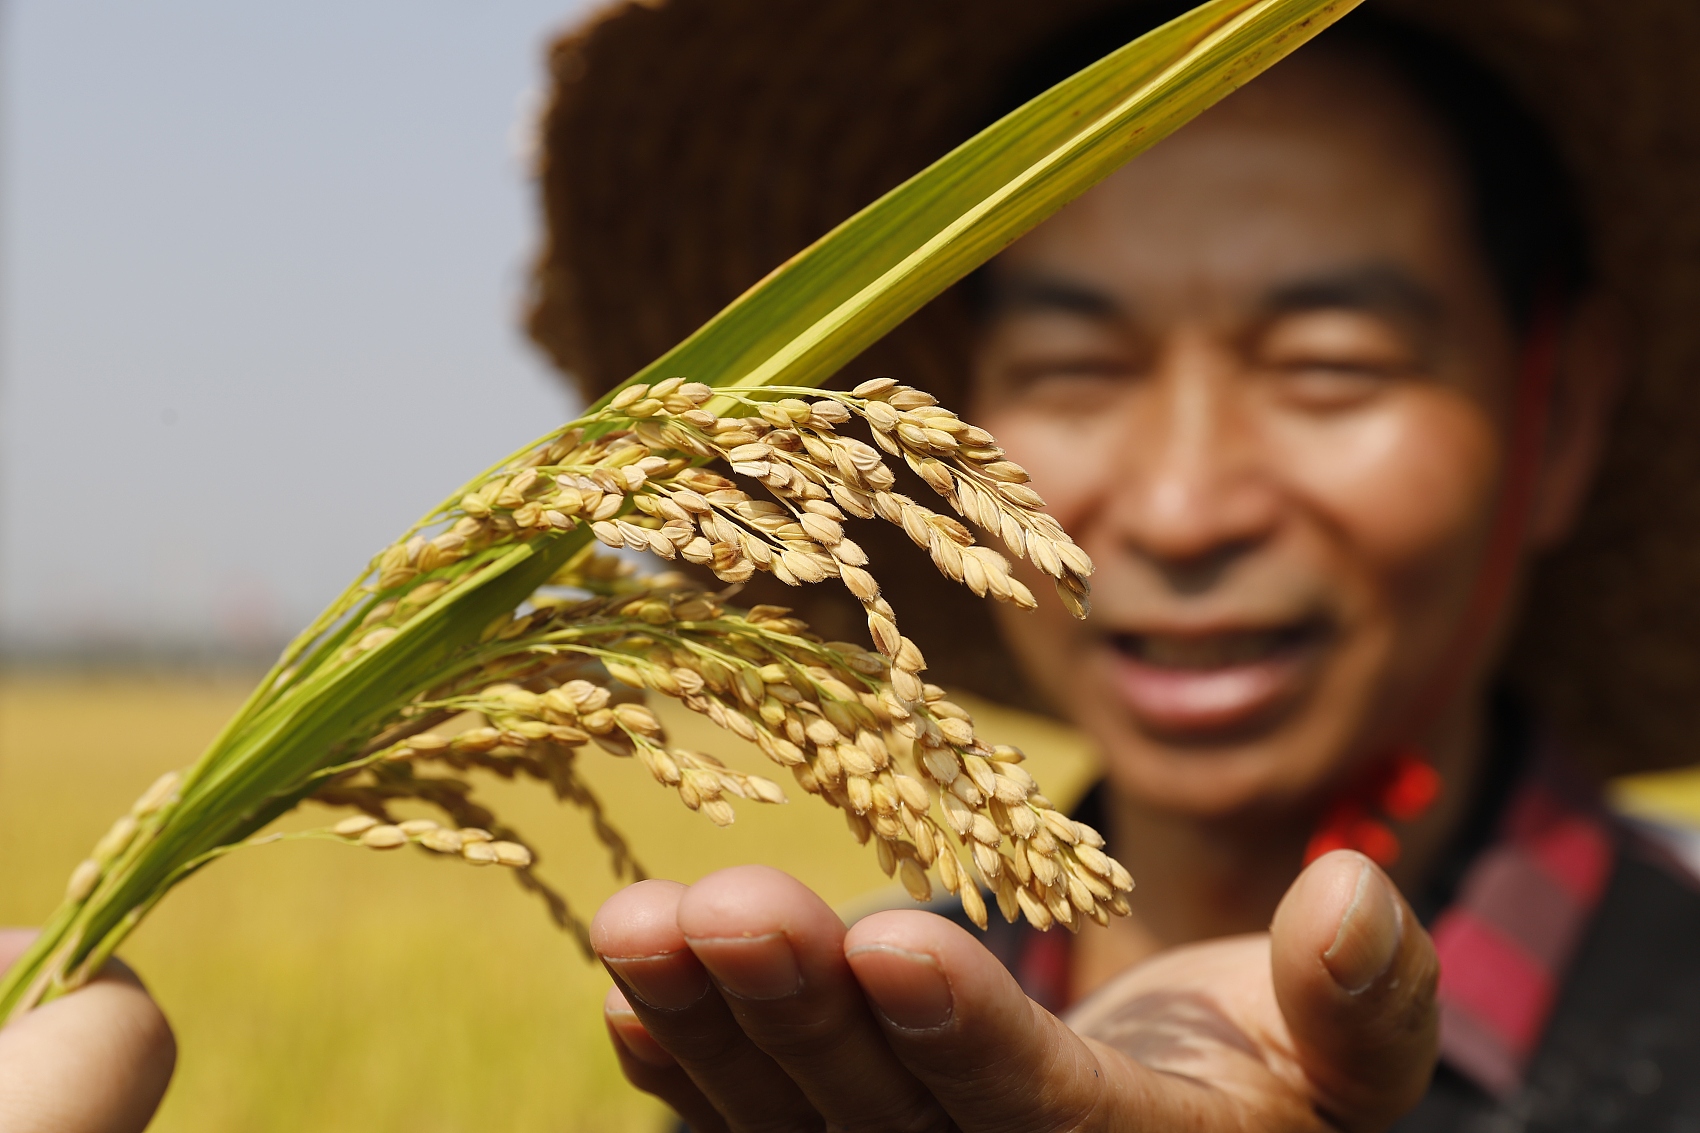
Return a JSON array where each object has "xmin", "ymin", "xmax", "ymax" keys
[{"xmin": 0, "ymin": 0, "xmax": 1359, "ymax": 1023}]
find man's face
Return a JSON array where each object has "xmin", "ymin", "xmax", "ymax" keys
[{"xmin": 969, "ymin": 50, "xmax": 1522, "ymax": 819}]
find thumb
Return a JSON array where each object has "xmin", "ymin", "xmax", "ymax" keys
[
  {"xmin": 0, "ymin": 931, "xmax": 177, "ymax": 1133},
  {"xmin": 1270, "ymin": 851, "xmax": 1439, "ymax": 1131}
]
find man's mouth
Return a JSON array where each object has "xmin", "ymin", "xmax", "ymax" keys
[
  {"xmin": 1110, "ymin": 623, "xmax": 1322, "ymax": 669},
  {"xmin": 1105, "ymin": 622, "xmax": 1327, "ymax": 737}
]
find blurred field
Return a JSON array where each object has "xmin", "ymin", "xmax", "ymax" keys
[
  {"xmin": 8, "ymin": 672, "xmax": 1700, "ymax": 1131},
  {"xmin": 1615, "ymin": 765, "xmax": 1700, "ymax": 828},
  {"xmin": 0, "ymin": 672, "xmax": 1098, "ymax": 1132}
]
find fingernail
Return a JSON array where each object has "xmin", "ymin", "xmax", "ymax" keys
[
  {"xmin": 1323, "ymin": 858, "xmax": 1403, "ymax": 994},
  {"xmin": 685, "ymin": 931, "xmax": 801, "ymax": 1000},
  {"xmin": 603, "ymin": 953, "xmax": 711, "ymax": 1011},
  {"xmin": 605, "ymin": 990, "xmax": 677, "ymax": 1067},
  {"xmin": 846, "ymin": 943, "xmax": 953, "ymax": 1030}
]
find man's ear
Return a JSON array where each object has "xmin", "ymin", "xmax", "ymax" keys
[{"xmin": 1527, "ymin": 290, "xmax": 1627, "ymax": 551}]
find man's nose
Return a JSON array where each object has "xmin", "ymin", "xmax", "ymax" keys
[{"xmin": 1103, "ymin": 336, "xmax": 1281, "ymax": 590}]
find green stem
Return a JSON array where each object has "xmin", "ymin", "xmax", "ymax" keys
[{"xmin": 0, "ymin": 0, "xmax": 1359, "ymax": 1024}]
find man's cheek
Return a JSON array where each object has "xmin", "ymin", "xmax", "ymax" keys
[
  {"xmin": 977, "ymin": 413, "xmax": 1115, "ymax": 531},
  {"xmin": 1285, "ymin": 400, "xmax": 1497, "ymax": 569}
]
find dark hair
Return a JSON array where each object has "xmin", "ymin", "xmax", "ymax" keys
[{"xmin": 975, "ymin": 2, "xmax": 1592, "ymax": 332}]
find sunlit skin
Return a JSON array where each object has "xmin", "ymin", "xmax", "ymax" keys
[
  {"xmin": 590, "ymin": 42, "xmax": 1620, "ymax": 1133},
  {"xmin": 972, "ymin": 46, "xmax": 1617, "ymax": 992},
  {"xmin": 0, "ymin": 931, "xmax": 175, "ymax": 1133}
]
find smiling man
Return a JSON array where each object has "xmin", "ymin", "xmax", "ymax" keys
[
  {"xmin": 528, "ymin": 2, "xmax": 1700, "ymax": 1130},
  {"xmin": 957, "ymin": 21, "xmax": 1601, "ymax": 1000}
]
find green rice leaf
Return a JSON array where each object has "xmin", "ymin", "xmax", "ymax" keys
[
  {"xmin": 0, "ymin": 0, "xmax": 1360, "ymax": 1018},
  {"xmin": 613, "ymin": 0, "xmax": 1362, "ymax": 406}
]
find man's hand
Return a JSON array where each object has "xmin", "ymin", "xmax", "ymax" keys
[
  {"xmin": 0, "ymin": 930, "xmax": 176, "ymax": 1133},
  {"xmin": 591, "ymin": 850, "xmax": 1437, "ymax": 1132}
]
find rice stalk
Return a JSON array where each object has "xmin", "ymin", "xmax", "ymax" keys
[{"xmin": 0, "ymin": 0, "xmax": 1358, "ymax": 1023}]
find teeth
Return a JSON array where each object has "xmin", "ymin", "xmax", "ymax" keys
[{"xmin": 1132, "ymin": 631, "xmax": 1288, "ymax": 669}]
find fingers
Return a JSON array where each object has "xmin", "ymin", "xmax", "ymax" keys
[
  {"xmin": 845, "ymin": 909, "xmax": 1152, "ymax": 1132},
  {"xmin": 0, "ymin": 929, "xmax": 177, "ymax": 1133},
  {"xmin": 592, "ymin": 879, "xmax": 819, "ymax": 1130},
  {"xmin": 674, "ymin": 867, "xmax": 950, "ymax": 1129},
  {"xmin": 604, "ymin": 986, "xmax": 730, "ymax": 1133},
  {"xmin": 1270, "ymin": 851, "xmax": 1439, "ymax": 1131},
  {"xmin": 595, "ymin": 868, "xmax": 950, "ymax": 1132}
]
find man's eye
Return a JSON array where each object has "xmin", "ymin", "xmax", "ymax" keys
[
  {"xmin": 1258, "ymin": 310, "xmax": 1420, "ymax": 407},
  {"xmin": 974, "ymin": 309, "xmax": 1144, "ymax": 412},
  {"xmin": 1260, "ymin": 310, "xmax": 1418, "ymax": 369},
  {"xmin": 1269, "ymin": 365, "xmax": 1392, "ymax": 409},
  {"xmin": 998, "ymin": 365, "xmax": 1129, "ymax": 414}
]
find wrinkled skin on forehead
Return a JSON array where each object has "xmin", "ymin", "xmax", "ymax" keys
[{"xmin": 594, "ymin": 42, "xmax": 1619, "ymax": 1133}]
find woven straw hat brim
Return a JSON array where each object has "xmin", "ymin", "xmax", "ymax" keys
[{"xmin": 527, "ymin": 0, "xmax": 1700, "ymax": 776}]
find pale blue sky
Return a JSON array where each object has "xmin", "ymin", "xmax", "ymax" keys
[{"xmin": 1, "ymin": 0, "xmax": 605, "ymax": 653}]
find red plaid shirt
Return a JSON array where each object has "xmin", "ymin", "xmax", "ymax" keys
[
  {"xmin": 1427, "ymin": 754, "xmax": 1615, "ymax": 1097},
  {"xmin": 1007, "ymin": 742, "xmax": 1629, "ymax": 1101}
]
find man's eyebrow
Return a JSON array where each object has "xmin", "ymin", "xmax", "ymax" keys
[
  {"xmin": 1260, "ymin": 264, "xmax": 1442, "ymax": 327},
  {"xmin": 974, "ymin": 273, "xmax": 1123, "ymax": 322}
]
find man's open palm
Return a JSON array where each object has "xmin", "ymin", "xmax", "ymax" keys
[{"xmin": 592, "ymin": 851, "xmax": 1437, "ymax": 1133}]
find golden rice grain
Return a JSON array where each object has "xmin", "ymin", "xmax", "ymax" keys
[
  {"xmin": 73, "ymin": 378, "xmax": 1125, "ymax": 962},
  {"xmin": 360, "ymin": 825, "xmax": 408, "ymax": 850}
]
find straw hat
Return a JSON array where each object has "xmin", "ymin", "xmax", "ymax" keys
[{"xmin": 526, "ymin": 0, "xmax": 1700, "ymax": 775}]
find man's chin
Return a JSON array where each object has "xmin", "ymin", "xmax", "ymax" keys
[
  {"xmin": 1085, "ymin": 704, "xmax": 1337, "ymax": 822},
  {"xmin": 1100, "ymin": 749, "xmax": 1323, "ymax": 824}
]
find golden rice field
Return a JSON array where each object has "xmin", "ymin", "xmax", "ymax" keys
[
  {"xmin": 0, "ymin": 672, "xmax": 1100, "ymax": 1132},
  {"xmin": 5, "ymin": 673, "xmax": 1699, "ymax": 1131}
]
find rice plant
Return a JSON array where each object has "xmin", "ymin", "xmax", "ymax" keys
[{"xmin": 0, "ymin": 0, "xmax": 1359, "ymax": 1021}]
